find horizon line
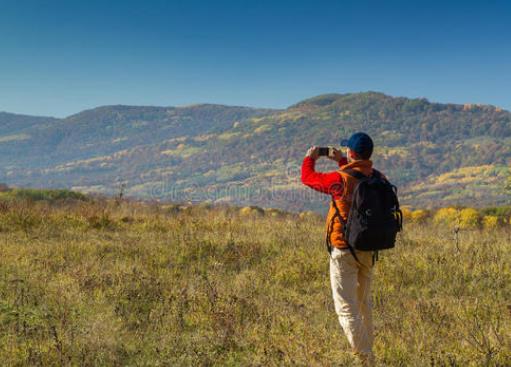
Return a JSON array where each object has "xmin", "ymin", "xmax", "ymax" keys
[{"xmin": 0, "ymin": 90, "xmax": 507, "ymax": 119}]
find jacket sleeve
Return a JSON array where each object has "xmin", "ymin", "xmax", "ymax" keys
[{"xmin": 301, "ymin": 156, "xmax": 347, "ymax": 196}]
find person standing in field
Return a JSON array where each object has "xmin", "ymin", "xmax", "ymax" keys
[{"xmin": 301, "ymin": 132, "xmax": 399, "ymax": 366}]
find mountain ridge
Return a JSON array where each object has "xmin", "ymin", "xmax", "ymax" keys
[
  {"xmin": 3, "ymin": 91, "xmax": 508, "ymax": 120},
  {"xmin": 0, "ymin": 91, "xmax": 509, "ymax": 211}
]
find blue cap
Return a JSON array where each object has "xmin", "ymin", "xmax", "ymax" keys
[{"xmin": 340, "ymin": 132, "xmax": 374, "ymax": 158}]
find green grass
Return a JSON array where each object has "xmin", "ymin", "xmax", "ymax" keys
[{"xmin": 0, "ymin": 197, "xmax": 509, "ymax": 366}]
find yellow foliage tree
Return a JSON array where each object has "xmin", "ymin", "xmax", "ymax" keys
[
  {"xmin": 411, "ymin": 209, "xmax": 429, "ymax": 223},
  {"xmin": 459, "ymin": 208, "xmax": 480, "ymax": 229},
  {"xmin": 433, "ymin": 207, "xmax": 459, "ymax": 226},
  {"xmin": 265, "ymin": 208, "xmax": 284, "ymax": 218},
  {"xmin": 482, "ymin": 215, "xmax": 499, "ymax": 229},
  {"xmin": 401, "ymin": 207, "xmax": 413, "ymax": 222}
]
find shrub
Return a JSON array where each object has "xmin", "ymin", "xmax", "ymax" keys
[
  {"xmin": 264, "ymin": 208, "xmax": 285, "ymax": 218},
  {"xmin": 459, "ymin": 208, "xmax": 480, "ymax": 229},
  {"xmin": 239, "ymin": 206, "xmax": 264, "ymax": 217},
  {"xmin": 410, "ymin": 209, "xmax": 429, "ymax": 223},
  {"xmin": 401, "ymin": 207, "xmax": 413, "ymax": 221},
  {"xmin": 482, "ymin": 215, "xmax": 499, "ymax": 229},
  {"xmin": 1, "ymin": 188, "xmax": 88, "ymax": 202},
  {"xmin": 433, "ymin": 207, "xmax": 459, "ymax": 226},
  {"xmin": 481, "ymin": 206, "xmax": 511, "ymax": 219}
]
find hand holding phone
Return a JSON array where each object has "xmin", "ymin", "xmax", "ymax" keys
[
  {"xmin": 317, "ymin": 146, "xmax": 343, "ymax": 162},
  {"xmin": 317, "ymin": 147, "xmax": 331, "ymax": 157},
  {"xmin": 306, "ymin": 146, "xmax": 343, "ymax": 161}
]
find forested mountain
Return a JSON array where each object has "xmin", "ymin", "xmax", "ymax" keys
[{"xmin": 1, "ymin": 92, "xmax": 509, "ymax": 211}]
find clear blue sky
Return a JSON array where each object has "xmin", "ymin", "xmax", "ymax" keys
[{"xmin": 1, "ymin": 0, "xmax": 510, "ymax": 117}]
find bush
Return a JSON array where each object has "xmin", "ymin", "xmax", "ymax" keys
[
  {"xmin": 401, "ymin": 207, "xmax": 413, "ymax": 222},
  {"xmin": 239, "ymin": 206, "xmax": 264, "ymax": 217},
  {"xmin": 482, "ymin": 215, "xmax": 499, "ymax": 229},
  {"xmin": 264, "ymin": 208, "xmax": 285, "ymax": 218},
  {"xmin": 410, "ymin": 209, "xmax": 429, "ymax": 223},
  {"xmin": 459, "ymin": 208, "xmax": 480, "ymax": 229},
  {"xmin": 433, "ymin": 207, "xmax": 459, "ymax": 226},
  {"xmin": 0, "ymin": 188, "xmax": 88, "ymax": 202},
  {"xmin": 481, "ymin": 206, "xmax": 511, "ymax": 219}
]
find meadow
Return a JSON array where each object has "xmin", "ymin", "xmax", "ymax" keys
[{"xmin": 0, "ymin": 192, "xmax": 509, "ymax": 366}]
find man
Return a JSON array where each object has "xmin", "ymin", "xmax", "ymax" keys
[{"xmin": 301, "ymin": 132, "xmax": 378, "ymax": 366}]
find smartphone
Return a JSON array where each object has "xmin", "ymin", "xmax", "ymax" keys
[{"xmin": 318, "ymin": 147, "xmax": 334, "ymax": 157}]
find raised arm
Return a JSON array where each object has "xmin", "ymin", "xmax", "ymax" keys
[{"xmin": 301, "ymin": 147, "xmax": 348, "ymax": 196}]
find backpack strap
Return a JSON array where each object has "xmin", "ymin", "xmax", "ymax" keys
[
  {"xmin": 371, "ymin": 169, "xmax": 382, "ymax": 179},
  {"xmin": 342, "ymin": 167, "xmax": 382, "ymax": 180},
  {"xmin": 329, "ymin": 198, "xmax": 362, "ymax": 266},
  {"xmin": 341, "ymin": 168, "xmax": 368, "ymax": 181}
]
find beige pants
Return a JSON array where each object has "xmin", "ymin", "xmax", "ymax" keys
[{"xmin": 329, "ymin": 247, "xmax": 374, "ymax": 363}]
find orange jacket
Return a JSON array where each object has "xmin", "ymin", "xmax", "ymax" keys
[
  {"xmin": 327, "ymin": 160, "xmax": 374, "ymax": 248},
  {"xmin": 302, "ymin": 158, "xmax": 374, "ymax": 249}
]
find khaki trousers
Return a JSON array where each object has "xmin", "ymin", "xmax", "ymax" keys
[{"xmin": 329, "ymin": 247, "xmax": 374, "ymax": 363}]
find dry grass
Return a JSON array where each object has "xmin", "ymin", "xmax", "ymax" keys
[{"xmin": 0, "ymin": 197, "xmax": 509, "ymax": 366}]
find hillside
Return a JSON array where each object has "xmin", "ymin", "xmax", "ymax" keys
[{"xmin": 1, "ymin": 92, "xmax": 510, "ymax": 211}]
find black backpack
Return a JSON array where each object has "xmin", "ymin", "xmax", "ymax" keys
[{"xmin": 328, "ymin": 168, "xmax": 403, "ymax": 263}]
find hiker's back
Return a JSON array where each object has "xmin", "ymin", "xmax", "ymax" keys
[
  {"xmin": 342, "ymin": 168, "xmax": 402, "ymax": 252},
  {"xmin": 325, "ymin": 160, "xmax": 402, "ymax": 253}
]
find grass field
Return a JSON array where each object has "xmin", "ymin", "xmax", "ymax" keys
[{"xmin": 0, "ymin": 196, "xmax": 509, "ymax": 366}]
